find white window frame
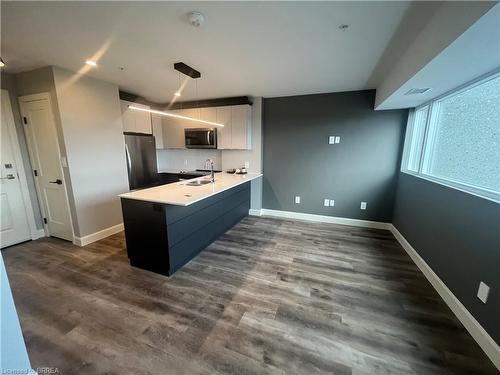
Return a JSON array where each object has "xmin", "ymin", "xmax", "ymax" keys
[{"xmin": 401, "ymin": 69, "xmax": 500, "ymax": 203}]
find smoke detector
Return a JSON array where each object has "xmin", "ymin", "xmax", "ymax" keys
[{"xmin": 188, "ymin": 11, "xmax": 205, "ymax": 27}]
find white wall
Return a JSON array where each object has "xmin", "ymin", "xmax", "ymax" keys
[
  {"xmin": 157, "ymin": 149, "xmax": 222, "ymax": 172},
  {"xmin": 0, "ymin": 255, "xmax": 32, "ymax": 372},
  {"xmin": 222, "ymin": 97, "xmax": 263, "ymax": 210},
  {"xmin": 1, "ymin": 73, "xmax": 43, "ymax": 229},
  {"xmin": 52, "ymin": 66, "xmax": 128, "ymax": 238},
  {"xmin": 13, "ymin": 67, "xmax": 79, "ymax": 229}
]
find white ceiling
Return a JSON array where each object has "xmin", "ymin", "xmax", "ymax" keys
[{"xmin": 1, "ymin": 1, "xmax": 411, "ymax": 103}]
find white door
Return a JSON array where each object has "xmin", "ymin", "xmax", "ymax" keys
[
  {"xmin": 0, "ymin": 92, "xmax": 32, "ymax": 248},
  {"xmin": 19, "ymin": 94, "xmax": 73, "ymax": 241}
]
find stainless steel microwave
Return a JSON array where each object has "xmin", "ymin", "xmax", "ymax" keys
[{"xmin": 185, "ymin": 128, "xmax": 217, "ymax": 149}]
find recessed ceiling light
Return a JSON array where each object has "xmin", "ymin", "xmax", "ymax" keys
[
  {"xmin": 86, "ymin": 60, "xmax": 97, "ymax": 67},
  {"xmin": 405, "ymin": 88, "xmax": 432, "ymax": 95},
  {"xmin": 174, "ymin": 92, "xmax": 181, "ymax": 97}
]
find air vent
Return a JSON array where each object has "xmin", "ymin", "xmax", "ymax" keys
[{"xmin": 405, "ymin": 88, "xmax": 432, "ymax": 95}]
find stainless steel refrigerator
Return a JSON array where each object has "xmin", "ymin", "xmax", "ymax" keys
[{"xmin": 124, "ymin": 132, "xmax": 159, "ymax": 190}]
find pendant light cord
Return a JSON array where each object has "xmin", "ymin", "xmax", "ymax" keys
[{"xmin": 196, "ymin": 78, "xmax": 200, "ymax": 119}]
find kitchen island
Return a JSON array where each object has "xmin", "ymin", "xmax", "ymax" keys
[{"xmin": 118, "ymin": 172, "xmax": 262, "ymax": 276}]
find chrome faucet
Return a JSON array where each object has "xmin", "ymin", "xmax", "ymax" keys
[{"xmin": 207, "ymin": 159, "xmax": 215, "ymax": 183}]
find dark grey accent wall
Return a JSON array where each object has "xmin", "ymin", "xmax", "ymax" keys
[
  {"xmin": 393, "ymin": 173, "xmax": 500, "ymax": 345},
  {"xmin": 262, "ymin": 90, "xmax": 408, "ymax": 222}
]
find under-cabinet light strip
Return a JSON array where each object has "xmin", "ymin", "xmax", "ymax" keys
[{"xmin": 128, "ymin": 105, "xmax": 224, "ymax": 127}]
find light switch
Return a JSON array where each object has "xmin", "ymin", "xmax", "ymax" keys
[
  {"xmin": 360, "ymin": 201, "xmax": 367, "ymax": 210},
  {"xmin": 329, "ymin": 136, "xmax": 335, "ymax": 144},
  {"xmin": 477, "ymin": 282, "xmax": 490, "ymax": 303},
  {"xmin": 329, "ymin": 200, "xmax": 335, "ymax": 207},
  {"xmin": 295, "ymin": 196, "xmax": 301, "ymax": 204},
  {"xmin": 244, "ymin": 161, "xmax": 250, "ymax": 169},
  {"xmin": 335, "ymin": 136, "xmax": 341, "ymax": 144},
  {"xmin": 324, "ymin": 199, "xmax": 330, "ymax": 207}
]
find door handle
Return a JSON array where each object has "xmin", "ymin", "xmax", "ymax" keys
[
  {"xmin": 0, "ymin": 174, "xmax": 15, "ymax": 180},
  {"xmin": 49, "ymin": 179, "xmax": 63, "ymax": 185}
]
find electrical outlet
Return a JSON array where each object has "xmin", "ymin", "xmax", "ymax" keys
[
  {"xmin": 295, "ymin": 196, "xmax": 301, "ymax": 204},
  {"xmin": 335, "ymin": 136, "xmax": 341, "ymax": 144},
  {"xmin": 329, "ymin": 136, "xmax": 335, "ymax": 144},
  {"xmin": 329, "ymin": 199, "xmax": 335, "ymax": 207},
  {"xmin": 477, "ymin": 282, "xmax": 490, "ymax": 303},
  {"xmin": 360, "ymin": 201, "xmax": 367, "ymax": 210},
  {"xmin": 244, "ymin": 161, "xmax": 250, "ymax": 169},
  {"xmin": 324, "ymin": 199, "xmax": 330, "ymax": 207}
]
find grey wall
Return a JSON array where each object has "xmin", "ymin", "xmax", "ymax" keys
[
  {"xmin": 1, "ymin": 73, "xmax": 43, "ymax": 229},
  {"xmin": 263, "ymin": 90, "xmax": 407, "ymax": 222},
  {"xmin": 52, "ymin": 66, "xmax": 128, "ymax": 238},
  {"xmin": 393, "ymin": 173, "xmax": 500, "ymax": 344},
  {"xmin": 12, "ymin": 66, "xmax": 128, "ymax": 238},
  {"xmin": 14, "ymin": 66, "xmax": 80, "ymax": 232}
]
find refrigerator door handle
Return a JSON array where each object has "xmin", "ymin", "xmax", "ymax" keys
[{"xmin": 125, "ymin": 143, "xmax": 132, "ymax": 172}]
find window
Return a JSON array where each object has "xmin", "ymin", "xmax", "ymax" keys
[{"xmin": 402, "ymin": 71, "xmax": 500, "ymax": 202}]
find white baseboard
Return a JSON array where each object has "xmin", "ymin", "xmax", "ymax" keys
[
  {"xmin": 73, "ymin": 223, "xmax": 124, "ymax": 247},
  {"xmin": 248, "ymin": 209, "xmax": 262, "ymax": 216},
  {"xmin": 390, "ymin": 225, "xmax": 500, "ymax": 370},
  {"xmin": 31, "ymin": 228, "xmax": 46, "ymax": 240},
  {"xmin": 258, "ymin": 208, "xmax": 392, "ymax": 230}
]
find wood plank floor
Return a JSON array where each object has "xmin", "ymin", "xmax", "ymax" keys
[{"xmin": 2, "ymin": 216, "xmax": 497, "ymax": 375}]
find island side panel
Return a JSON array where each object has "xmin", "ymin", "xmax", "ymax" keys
[
  {"xmin": 165, "ymin": 182, "xmax": 251, "ymax": 275},
  {"xmin": 121, "ymin": 198, "xmax": 170, "ymax": 275}
]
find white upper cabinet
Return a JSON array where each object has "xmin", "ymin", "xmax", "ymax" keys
[
  {"xmin": 151, "ymin": 114, "xmax": 163, "ymax": 149},
  {"xmin": 156, "ymin": 104, "xmax": 252, "ymax": 150},
  {"xmin": 162, "ymin": 111, "xmax": 185, "ymax": 149},
  {"xmin": 120, "ymin": 100, "xmax": 152, "ymax": 134},
  {"xmin": 180, "ymin": 108, "xmax": 202, "ymax": 129},
  {"xmin": 216, "ymin": 106, "xmax": 232, "ymax": 149},
  {"xmin": 200, "ymin": 107, "xmax": 217, "ymax": 124},
  {"xmin": 231, "ymin": 105, "xmax": 251, "ymax": 150}
]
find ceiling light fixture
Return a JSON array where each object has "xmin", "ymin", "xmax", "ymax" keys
[
  {"xmin": 86, "ymin": 60, "xmax": 97, "ymax": 66},
  {"xmin": 0, "ymin": 58, "xmax": 5, "ymax": 68},
  {"xmin": 173, "ymin": 72, "xmax": 182, "ymax": 97},
  {"xmin": 128, "ymin": 105, "xmax": 224, "ymax": 127}
]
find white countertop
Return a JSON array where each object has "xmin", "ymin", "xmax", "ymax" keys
[{"xmin": 118, "ymin": 172, "xmax": 262, "ymax": 206}]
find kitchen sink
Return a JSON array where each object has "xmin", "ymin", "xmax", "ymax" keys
[{"xmin": 185, "ymin": 179, "xmax": 213, "ymax": 186}]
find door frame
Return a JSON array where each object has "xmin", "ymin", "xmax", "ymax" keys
[
  {"xmin": 1, "ymin": 89, "xmax": 43, "ymax": 241},
  {"xmin": 18, "ymin": 92, "xmax": 75, "ymax": 241}
]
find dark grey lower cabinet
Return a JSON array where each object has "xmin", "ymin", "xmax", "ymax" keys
[{"xmin": 120, "ymin": 182, "xmax": 251, "ymax": 276}]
